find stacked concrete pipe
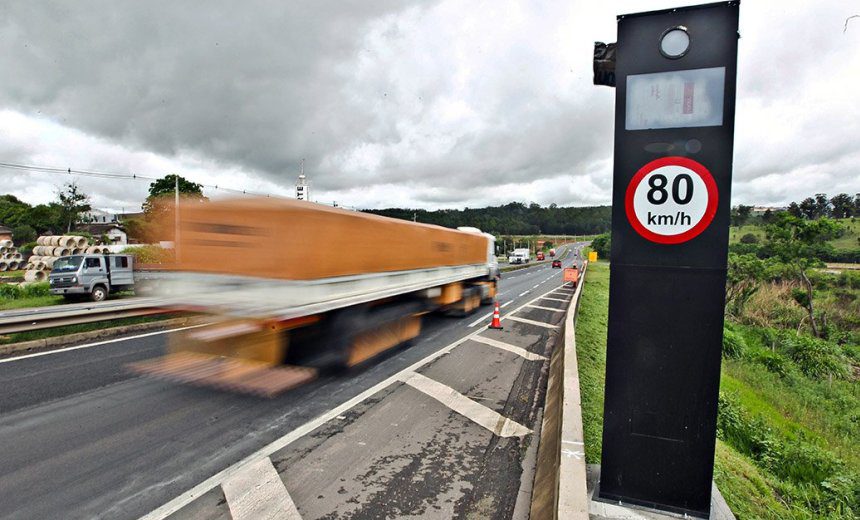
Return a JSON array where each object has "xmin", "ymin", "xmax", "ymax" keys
[
  {"xmin": 23, "ymin": 235, "xmax": 98, "ymax": 283},
  {"xmin": 0, "ymin": 240, "xmax": 23, "ymax": 273}
]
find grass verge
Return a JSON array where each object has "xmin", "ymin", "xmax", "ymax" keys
[
  {"xmin": 571, "ymin": 260, "xmax": 858, "ymax": 518},
  {"xmin": 574, "ymin": 260, "xmax": 608, "ymax": 464}
]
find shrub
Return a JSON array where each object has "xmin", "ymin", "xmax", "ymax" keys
[
  {"xmin": 722, "ymin": 327, "xmax": 747, "ymax": 359},
  {"xmin": 0, "ymin": 284, "xmax": 22, "ymax": 299},
  {"xmin": 780, "ymin": 334, "xmax": 850, "ymax": 380},
  {"xmin": 21, "ymin": 282, "xmax": 50, "ymax": 298},
  {"xmin": 749, "ymin": 349, "xmax": 789, "ymax": 377},
  {"xmin": 739, "ymin": 233, "xmax": 760, "ymax": 244},
  {"xmin": 0, "ymin": 282, "xmax": 50, "ymax": 300},
  {"xmin": 121, "ymin": 245, "xmax": 174, "ymax": 264}
]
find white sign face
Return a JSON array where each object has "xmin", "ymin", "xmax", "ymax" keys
[
  {"xmin": 625, "ymin": 157, "xmax": 718, "ymax": 244},
  {"xmin": 626, "ymin": 67, "xmax": 725, "ymax": 130}
]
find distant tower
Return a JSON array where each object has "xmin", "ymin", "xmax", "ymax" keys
[{"xmin": 295, "ymin": 160, "xmax": 309, "ymax": 201}]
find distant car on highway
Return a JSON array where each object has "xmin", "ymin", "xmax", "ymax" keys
[
  {"xmin": 551, "ymin": 259, "xmax": 562, "ymax": 268},
  {"xmin": 536, "ymin": 252, "xmax": 545, "ymax": 261}
]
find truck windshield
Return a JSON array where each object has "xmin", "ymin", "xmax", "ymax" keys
[{"xmin": 52, "ymin": 256, "xmax": 83, "ymax": 273}]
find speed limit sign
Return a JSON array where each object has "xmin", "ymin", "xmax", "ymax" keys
[{"xmin": 624, "ymin": 156, "xmax": 718, "ymax": 244}]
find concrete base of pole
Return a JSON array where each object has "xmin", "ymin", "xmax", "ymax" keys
[{"xmin": 586, "ymin": 465, "xmax": 735, "ymax": 520}]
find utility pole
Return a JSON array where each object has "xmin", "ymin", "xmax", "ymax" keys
[{"xmin": 174, "ymin": 175, "xmax": 180, "ymax": 263}]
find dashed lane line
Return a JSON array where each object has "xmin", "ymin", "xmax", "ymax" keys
[
  {"xmin": 221, "ymin": 457, "xmax": 302, "ymax": 520},
  {"xmin": 469, "ymin": 335, "xmax": 546, "ymax": 361},
  {"xmin": 399, "ymin": 371, "xmax": 531, "ymax": 437},
  {"xmin": 518, "ymin": 291, "xmax": 530, "ymax": 297},
  {"xmin": 505, "ymin": 316, "xmax": 560, "ymax": 329}
]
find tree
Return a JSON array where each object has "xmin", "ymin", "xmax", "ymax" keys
[
  {"xmin": 730, "ymin": 204, "xmax": 753, "ymax": 226},
  {"xmin": 725, "ymin": 253, "xmax": 766, "ymax": 317},
  {"xmin": 141, "ymin": 174, "xmax": 207, "ymax": 216},
  {"xmin": 11, "ymin": 224, "xmax": 36, "ymax": 244},
  {"xmin": 830, "ymin": 193, "xmax": 853, "ymax": 218},
  {"xmin": 787, "ymin": 202, "xmax": 802, "ymax": 218},
  {"xmin": 762, "ymin": 208, "xmax": 774, "ymax": 223},
  {"xmin": 814, "ymin": 193, "xmax": 830, "ymax": 218},
  {"xmin": 799, "ymin": 197, "xmax": 818, "ymax": 219},
  {"xmin": 57, "ymin": 182, "xmax": 91, "ymax": 233},
  {"xmin": 765, "ymin": 213, "xmax": 843, "ymax": 337}
]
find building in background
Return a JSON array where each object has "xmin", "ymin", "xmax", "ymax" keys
[
  {"xmin": 0, "ymin": 225, "xmax": 12, "ymax": 242},
  {"xmin": 83, "ymin": 209, "xmax": 120, "ymax": 223},
  {"xmin": 75, "ymin": 223, "xmax": 128, "ymax": 245}
]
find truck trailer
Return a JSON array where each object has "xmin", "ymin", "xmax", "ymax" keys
[
  {"xmin": 507, "ymin": 248, "xmax": 530, "ymax": 264},
  {"xmin": 132, "ymin": 198, "xmax": 500, "ymax": 395}
]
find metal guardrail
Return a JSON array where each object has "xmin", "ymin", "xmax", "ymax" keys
[{"xmin": 0, "ymin": 298, "xmax": 169, "ymax": 335}]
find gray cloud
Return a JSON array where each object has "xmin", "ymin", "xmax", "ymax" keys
[{"xmin": 0, "ymin": 0, "xmax": 858, "ymax": 211}]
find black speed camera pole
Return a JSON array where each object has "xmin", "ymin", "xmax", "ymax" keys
[{"xmin": 596, "ymin": 2, "xmax": 740, "ymax": 518}]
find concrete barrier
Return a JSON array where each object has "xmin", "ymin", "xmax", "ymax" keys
[{"xmin": 530, "ymin": 262, "xmax": 589, "ymax": 519}]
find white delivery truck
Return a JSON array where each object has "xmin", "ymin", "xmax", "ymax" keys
[
  {"xmin": 49, "ymin": 254, "xmax": 135, "ymax": 301},
  {"xmin": 508, "ymin": 248, "xmax": 530, "ymax": 264}
]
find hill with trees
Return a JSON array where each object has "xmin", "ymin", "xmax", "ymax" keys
[{"xmin": 365, "ymin": 202, "xmax": 611, "ymax": 236}]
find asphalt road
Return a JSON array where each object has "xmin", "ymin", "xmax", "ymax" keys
[{"xmin": 0, "ymin": 243, "xmax": 585, "ymax": 520}]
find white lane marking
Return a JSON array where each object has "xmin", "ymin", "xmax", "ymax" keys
[
  {"xmin": 469, "ymin": 335, "xmax": 546, "ymax": 361},
  {"xmin": 466, "ymin": 299, "xmax": 523, "ymax": 327},
  {"xmin": 526, "ymin": 304, "xmax": 565, "ymax": 312},
  {"xmin": 467, "ymin": 311, "xmax": 493, "ymax": 328},
  {"xmin": 532, "ymin": 284, "xmax": 540, "ymax": 289},
  {"xmin": 399, "ymin": 371, "xmax": 531, "ymax": 437},
  {"xmin": 140, "ymin": 282, "xmax": 567, "ymax": 520},
  {"xmin": 518, "ymin": 291, "xmax": 529, "ymax": 297},
  {"xmin": 221, "ymin": 457, "xmax": 302, "ymax": 520},
  {"xmin": 505, "ymin": 316, "xmax": 560, "ymax": 329},
  {"xmin": 540, "ymin": 297, "xmax": 568, "ymax": 303},
  {"xmin": 0, "ymin": 324, "xmax": 206, "ymax": 364}
]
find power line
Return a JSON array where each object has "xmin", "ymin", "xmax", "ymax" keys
[
  {"xmin": 0, "ymin": 160, "xmax": 282, "ymax": 198},
  {"xmin": 0, "ymin": 159, "xmax": 361, "ymax": 210}
]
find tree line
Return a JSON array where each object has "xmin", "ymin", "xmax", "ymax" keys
[
  {"xmin": 0, "ymin": 182, "xmax": 91, "ymax": 243},
  {"xmin": 364, "ymin": 202, "xmax": 611, "ymax": 236}
]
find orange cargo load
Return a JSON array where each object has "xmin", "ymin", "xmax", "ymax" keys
[{"xmin": 173, "ymin": 197, "xmax": 488, "ymax": 280}]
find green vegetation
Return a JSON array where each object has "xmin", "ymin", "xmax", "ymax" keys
[
  {"xmin": 122, "ymin": 244, "xmax": 175, "ymax": 264},
  {"xmin": 0, "ymin": 282, "xmax": 63, "ymax": 310},
  {"xmin": 574, "ymin": 260, "xmax": 608, "ymax": 463},
  {"xmin": 366, "ymin": 202, "xmax": 611, "ymax": 236},
  {"xmin": 574, "ymin": 259, "xmax": 859, "ymax": 518},
  {"xmin": 0, "ymin": 314, "xmax": 179, "ymax": 345}
]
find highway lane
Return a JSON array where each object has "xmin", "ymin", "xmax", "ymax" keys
[{"xmin": 0, "ymin": 243, "xmax": 585, "ymax": 520}]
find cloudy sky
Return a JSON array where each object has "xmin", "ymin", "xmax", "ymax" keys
[{"xmin": 1, "ymin": 0, "xmax": 858, "ymax": 212}]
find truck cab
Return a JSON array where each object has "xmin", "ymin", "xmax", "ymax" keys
[{"xmin": 49, "ymin": 254, "xmax": 135, "ymax": 302}]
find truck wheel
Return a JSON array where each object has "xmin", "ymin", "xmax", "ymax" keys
[{"xmin": 91, "ymin": 285, "xmax": 108, "ymax": 302}]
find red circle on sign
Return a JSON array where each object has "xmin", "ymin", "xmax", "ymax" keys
[{"xmin": 624, "ymin": 156, "xmax": 718, "ymax": 245}]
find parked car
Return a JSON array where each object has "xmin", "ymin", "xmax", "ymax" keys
[{"xmin": 551, "ymin": 259, "xmax": 562, "ymax": 268}]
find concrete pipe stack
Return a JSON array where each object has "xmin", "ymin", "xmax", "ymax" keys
[
  {"xmin": 24, "ymin": 235, "xmax": 104, "ymax": 282},
  {"xmin": 0, "ymin": 239, "xmax": 23, "ymax": 272}
]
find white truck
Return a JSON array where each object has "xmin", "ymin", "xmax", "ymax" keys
[
  {"xmin": 507, "ymin": 248, "xmax": 531, "ymax": 264},
  {"xmin": 49, "ymin": 254, "xmax": 135, "ymax": 302}
]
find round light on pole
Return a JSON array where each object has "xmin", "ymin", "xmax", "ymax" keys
[{"xmin": 659, "ymin": 26, "xmax": 690, "ymax": 59}]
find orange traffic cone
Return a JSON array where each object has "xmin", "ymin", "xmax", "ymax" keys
[{"xmin": 488, "ymin": 300, "xmax": 503, "ymax": 330}]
